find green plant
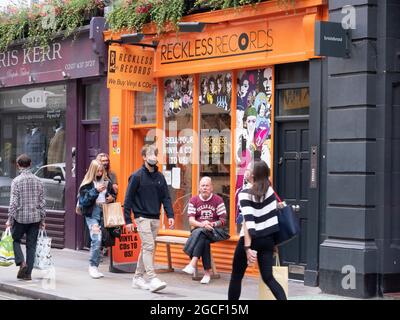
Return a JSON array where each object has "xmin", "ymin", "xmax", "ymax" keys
[
  {"xmin": 0, "ymin": 0, "xmax": 105, "ymax": 52},
  {"xmin": 106, "ymin": 0, "xmax": 186, "ymax": 34},
  {"xmin": 0, "ymin": 0, "xmax": 296, "ymax": 52},
  {"xmin": 106, "ymin": 0, "xmax": 296, "ymax": 34},
  {"xmin": 194, "ymin": 0, "xmax": 262, "ymax": 10},
  {"xmin": 150, "ymin": 0, "xmax": 185, "ymax": 32}
]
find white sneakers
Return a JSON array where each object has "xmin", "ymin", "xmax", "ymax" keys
[
  {"xmin": 149, "ymin": 277, "xmax": 167, "ymax": 292},
  {"xmin": 132, "ymin": 277, "xmax": 150, "ymax": 290},
  {"xmin": 132, "ymin": 277, "xmax": 166, "ymax": 292},
  {"xmin": 200, "ymin": 274, "xmax": 211, "ymax": 284},
  {"xmin": 182, "ymin": 264, "xmax": 195, "ymax": 275},
  {"xmin": 88, "ymin": 266, "xmax": 104, "ymax": 279}
]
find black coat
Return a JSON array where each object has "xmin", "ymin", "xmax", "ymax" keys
[{"xmin": 123, "ymin": 165, "xmax": 174, "ymax": 224}]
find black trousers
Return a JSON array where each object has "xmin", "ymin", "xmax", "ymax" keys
[
  {"xmin": 11, "ymin": 221, "xmax": 40, "ymax": 275},
  {"xmin": 228, "ymin": 236, "xmax": 287, "ymax": 300},
  {"xmin": 191, "ymin": 232, "xmax": 211, "ymax": 271}
]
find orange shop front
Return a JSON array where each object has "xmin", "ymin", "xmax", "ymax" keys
[{"xmin": 104, "ymin": 0, "xmax": 327, "ymax": 276}]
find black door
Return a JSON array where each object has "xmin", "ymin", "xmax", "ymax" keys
[{"xmin": 276, "ymin": 121, "xmax": 309, "ymax": 279}]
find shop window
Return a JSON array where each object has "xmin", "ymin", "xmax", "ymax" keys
[
  {"xmin": 134, "ymin": 86, "xmax": 157, "ymax": 125},
  {"xmin": 85, "ymin": 83, "xmax": 101, "ymax": 120},
  {"xmin": 0, "ymin": 85, "xmax": 66, "ymax": 210},
  {"xmin": 276, "ymin": 61, "xmax": 309, "ymax": 85},
  {"xmin": 199, "ymin": 72, "xmax": 232, "ymax": 231},
  {"xmin": 235, "ymin": 68, "xmax": 274, "ymax": 233},
  {"xmin": 163, "ymin": 75, "xmax": 194, "ymax": 230},
  {"xmin": 278, "ymin": 88, "xmax": 309, "ymax": 116}
]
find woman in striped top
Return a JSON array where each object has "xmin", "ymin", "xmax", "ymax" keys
[{"xmin": 228, "ymin": 160, "xmax": 287, "ymax": 300}]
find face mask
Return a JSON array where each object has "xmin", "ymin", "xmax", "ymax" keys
[{"xmin": 147, "ymin": 159, "xmax": 157, "ymax": 167}]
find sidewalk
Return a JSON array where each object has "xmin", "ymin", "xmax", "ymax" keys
[{"xmin": 0, "ymin": 248, "xmax": 360, "ymax": 300}]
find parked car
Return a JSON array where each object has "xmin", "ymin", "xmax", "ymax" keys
[{"xmin": 34, "ymin": 163, "xmax": 65, "ymax": 210}]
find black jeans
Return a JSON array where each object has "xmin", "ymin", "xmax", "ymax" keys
[
  {"xmin": 11, "ymin": 221, "xmax": 40, "ymax": 275},
  {"xmin": 191, "ymin": 232, "xmax": 211, "ymax": 271},
  {"xmin": 228, "ymin": 236, "xmax": 287, "ymax": 300}
]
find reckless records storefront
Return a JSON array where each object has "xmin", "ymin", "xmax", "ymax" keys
[
  {"xmin": 105, "ymin": 0, "xmax": 327, "ymax": 280},
  {"xmin": 0, "ymin": 18, "xmax": 108, "ymax": 249}
]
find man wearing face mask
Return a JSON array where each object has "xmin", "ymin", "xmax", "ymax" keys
[
  {"xmin": 96, "ymin": 153, "xmax": 118, "ymax": 195},
  {"xmin": 124, "ymin": 144, "xmax": 174, "ymax": 293}
]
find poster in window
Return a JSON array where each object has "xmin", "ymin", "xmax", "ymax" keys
[
  {"xmin": 199, "ymin": 73, "xmax": 232, "ymax": 112},
  {"xmin": 235, "ymin": 67, "xmax": 273, "ymax": 226},
  {"xmin": 164, "ymin": 75, "xmax": 193, "ymax": 118}
]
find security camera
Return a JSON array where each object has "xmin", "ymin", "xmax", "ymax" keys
[{"xmin": 62, "ymin": 71, "xmax": 69, "ymax": 79}]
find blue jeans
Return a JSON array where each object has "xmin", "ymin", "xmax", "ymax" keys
[{"xmin": 85, "ymin": 206, "xmax": 102, "ymax": 267}]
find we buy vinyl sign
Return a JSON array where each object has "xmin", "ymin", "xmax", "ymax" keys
[{"xmin": 107, "ymin": 45, "xmax": 155, "ymax": 92}]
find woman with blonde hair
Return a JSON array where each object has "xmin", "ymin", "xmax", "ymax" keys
[{"xmin": 78, "ymin": 159, "xmax": 116, "ymax": 279}]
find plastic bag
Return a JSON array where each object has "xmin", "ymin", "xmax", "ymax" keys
[
  {"xmin": 34, "ymin": 229, "xmax": 53, "ymax": 270},
  {"xmin": 0, "ymin": 228, "xmax": 14, "ymax": 267}
]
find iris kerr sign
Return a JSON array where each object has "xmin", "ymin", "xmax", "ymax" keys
[
  {"xmin": 0, "ymin": 34, "xmax": 102, "ymax": 87},
  {"xmin": 315, "ymin": 21, "xmax": 351, "ymax": 58}
]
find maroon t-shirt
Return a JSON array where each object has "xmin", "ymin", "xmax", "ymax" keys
[{"xmin": 188, "ymin": 194, "xmax": 227, "ymax": 226}]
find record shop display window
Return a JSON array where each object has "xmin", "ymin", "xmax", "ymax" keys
[
  {"xmin": 0, "ymin": 85, "xmax": 67, "ymax": 210},
  {"xmin": 199, "ymin": 72, "xmax": 232, "ymax": 231},
  {"xmin": 163, "ymin": 75, "xmax": 194, "ymax": 231}
]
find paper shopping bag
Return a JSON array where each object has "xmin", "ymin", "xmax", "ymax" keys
[
  {"xmin": 103, "ymin": 202, "xmax": 125, "ymax": 228},
  {"xmin": 258, "ymin": 255, "xmax": 288, "ymax": 300}
]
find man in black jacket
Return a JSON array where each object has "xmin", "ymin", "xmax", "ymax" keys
[{"xmin": 124, "ymin": 144, "xmax": 174, "ymax": 293}]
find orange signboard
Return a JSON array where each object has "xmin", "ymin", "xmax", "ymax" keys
[
  {"xmin": 107, "ymin": 45, "xmax": 154, "ymax": 92},
  {"xmin": 154, "ymin": 14, "xmax": 318, "ymax": 77},
  {"xmin": 111, "ymin": 224, "xmax": 141, "ymax": 271}
]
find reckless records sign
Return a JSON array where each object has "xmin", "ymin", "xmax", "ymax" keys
[{"xmin": 107, "ymin": 45, "xmax": 155, "ymax": 92}]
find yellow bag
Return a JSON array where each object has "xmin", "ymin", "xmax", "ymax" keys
[
  {"xmin": 258, "ymin": 254, "xmax": 288, "ymax": 300},
  {"xmin": 102, "ymin": 202, "xmax": 125, "ymax": 228}
]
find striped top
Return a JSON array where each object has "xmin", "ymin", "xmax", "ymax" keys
[{"xmin": 238, "ymin": 186, "xmax": 279, "ymax": 238}]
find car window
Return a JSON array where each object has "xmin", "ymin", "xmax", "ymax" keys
[
  {"xmin": 35, "ymin": 168, "xmax": 45, "ymax": 178},
  {"xmin": 45, "ymin": 166, "xmax": 64, "ymax": 181}
]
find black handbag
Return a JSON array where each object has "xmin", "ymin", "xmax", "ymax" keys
[
  {"xmin": 204, "ymin": 227, "xmax": 230, "ymax": 243},
  {"xmin": 101, "ymin": 226, "xmax": 122, "ymax": 247},
  {"xmin": 273, "ymin": 192, "xmax": 300, "ymax": 246}
]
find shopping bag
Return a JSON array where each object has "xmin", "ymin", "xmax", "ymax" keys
[
  {"xmin": 258, "ymin": 255, "xmax": 288, "ymax": 300},
  {"xmin": 34, "ymin": 229, "xmax": 53, "ymax": 270},
  {"xmin": 102, "ymin": 202, "xmax": 125, "ymax": 228},
  {"xmin": 0, "ymin": 228, "xmax": 14, "ymax": 267}
]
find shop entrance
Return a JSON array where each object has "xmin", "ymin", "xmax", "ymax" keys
[{"xmin": 276, "ymin": 120, "xmax": 309, "ymax": 280}]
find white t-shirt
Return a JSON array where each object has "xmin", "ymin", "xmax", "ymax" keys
[{"xmin": 94, "ymin": 180, "xmax": 108, "ymax": 204}]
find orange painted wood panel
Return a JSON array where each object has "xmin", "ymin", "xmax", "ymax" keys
[{"xmin": 154, "ymin": 239, "xmax": 260, "ymax": 277}]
